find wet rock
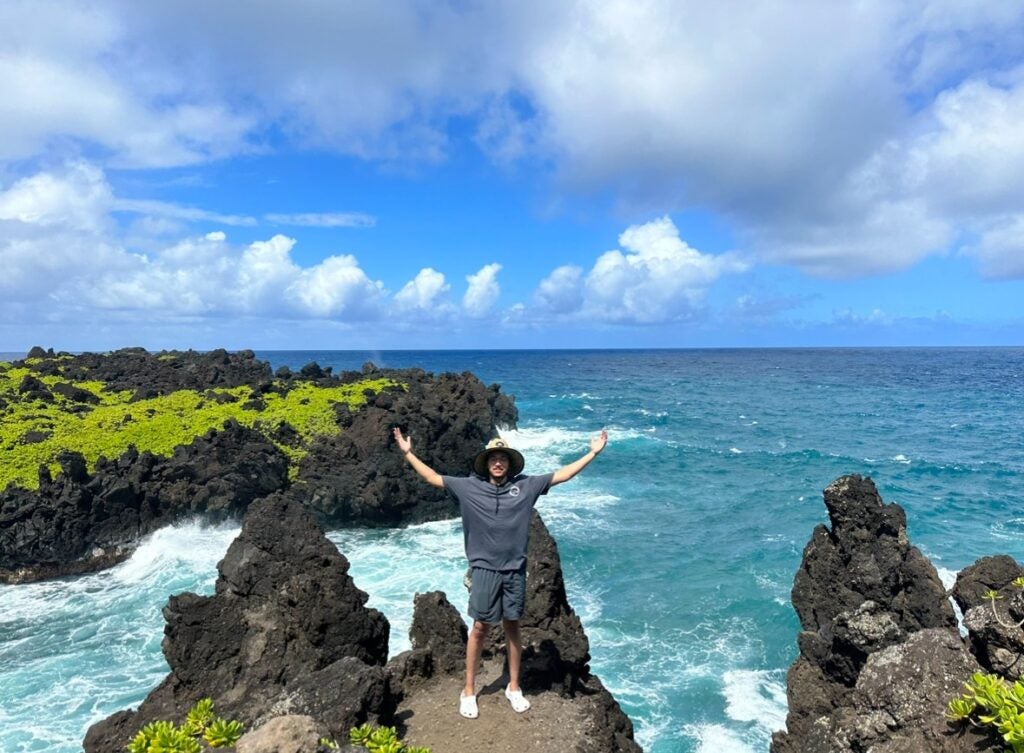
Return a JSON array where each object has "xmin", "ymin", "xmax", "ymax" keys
[
  {"xmin": 1, "ymin": 421, "xmax": 289, "ymax": 583},
  {"xmin": 84, "ymin": 494, "xmax": 391, "ymax": 752},
  {"xmin": 3, "ymin": 349, "xmax": 518, "ymax": 580}
]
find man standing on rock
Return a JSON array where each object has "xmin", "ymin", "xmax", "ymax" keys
[{"xmin": 393, "ymin": 427, "xmax": 608, "ymax": 719}]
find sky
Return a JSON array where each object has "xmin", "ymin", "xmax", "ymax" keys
[{"xmin": 1, "ymin": 0, "xmax": 1023, "ymax": 352}]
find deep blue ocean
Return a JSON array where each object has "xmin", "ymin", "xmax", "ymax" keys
[{"xmin": 2, "ymin": 348, "xmax": 1024, "ymax": 752}]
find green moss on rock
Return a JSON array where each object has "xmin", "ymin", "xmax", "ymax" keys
[{"xmin": 0, "ymin": 370, "xmax": 399, "ymax": 491}]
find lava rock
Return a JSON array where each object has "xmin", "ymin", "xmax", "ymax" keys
[
  {"xmin": 83, "ymin": 494, "xmax": 391, "ymax": 752},
  {"xmin": 1, "ymin": 420, "xmax": 289, "ymax": 582},
  {"xmin": 773, "ymin": 475, "xmax": 959, "ymax": 753},
  {"xmin": 951, "ymin": 555, "xmax": 1024, "ymax": 613}
]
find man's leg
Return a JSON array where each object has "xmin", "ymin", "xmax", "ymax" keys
[
  {"xmin": 502, "ymin": 618, "xmax": 522, "ymax": 691},
  {"xmin": 464, "ymin": 620, "xmax": 490, "ymax": 697}
]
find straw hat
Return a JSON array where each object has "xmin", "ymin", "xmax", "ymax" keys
[{"xmin": 473, "ymin": 437, "xmax": 525, "ymax": 477}]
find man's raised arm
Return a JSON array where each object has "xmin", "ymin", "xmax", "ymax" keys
[
  {"xmin": 393, "ymin": 427, "xmax": 445, "ymax": 488},
  {"xmin": 551, "ymin": 429, "xmax": 608, "ymax": 486}
]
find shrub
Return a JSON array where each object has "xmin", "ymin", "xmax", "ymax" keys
[
  {"xmin": 126, "ymin": 699, "xmax": 243, "ymax": 752},
  {"xmin": 948, "ymin": 672, "xmax": 1024, "ymax": 751}
]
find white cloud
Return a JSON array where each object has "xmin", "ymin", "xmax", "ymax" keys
[
  {"xmin": 0, "ymin": 164, "xmax": 391, "ymax": 321},
  {"xmin": 113, "ymin": 199, "xmax": 257, "ymax": 227},
  {"xmin": 394, "ymin": 267, "xmax": 451, "ymax": 312},
  {"xmin": 265, "ymin": 212, "xmax": 376, "ymax": 228},
  {"xmin": 285, "ymin": 255, "xmax": 384, "ymax": 319},
  {"xmin": 463, "ymin": 263, "xmax": 502, "ymax": 317},
  {"xmin": 4, "ymin": 1, "xmax": 1024, "ymax": 282},
  {"xmin": 966, "ymin": 214, "xmax": 1024, "ymax": 280},
  {"xmin": 534, "ymin": 265, "xmax": 583, "ymax": 313},
  {"xmin": 581, "ymin": 217, "xmax": 748, "ymax": 323},
  {"xmin": 0, "ymin": 162, "xmax": 112, "ymax": 232}
]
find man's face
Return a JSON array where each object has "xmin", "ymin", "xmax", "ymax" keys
[{"xmin": 487, "ymin": 451, "xmax": 510, "ymax": 481}]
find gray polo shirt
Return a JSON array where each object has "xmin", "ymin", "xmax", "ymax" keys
[{"xmin": 442, "ymin": 472, "xmax": 554, "ymax": 571}]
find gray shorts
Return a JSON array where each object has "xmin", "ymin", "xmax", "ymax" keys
[{"xmin": 467, "ymin": 566, "xmax": 526, "ymax": 625}]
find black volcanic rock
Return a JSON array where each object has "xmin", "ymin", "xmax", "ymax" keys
[
  {"xmin": 2, "ymin": 349, "xmax": 517, "ymax": 581},
  {"xmin": 951, "ymin": 555, "xmax": 1024, "ymax": 613},
  {"xmin": 793, "ymin": 629, "xmax": 987, "ymax": 753},
  {"xmin": 83, "ymin": 494, "xmax": 391, "ymax": 752},
  {"xmin": 0, "ymin": 420, "xmax": 289, "ymax": 583},
  {"xmin": 31, "ymin": 347, "xmax": 273, "ymax": 400},
  {"xmin": 517, "ymin": 511, "xmax": 592, "ymax": 694},
  {"xmin": 773, "ymin": 475, "xmax": 961, "ymax": 753},
  {"xmin": 296, "ymin": 368, "xmax": 517, "ymax": 526}
]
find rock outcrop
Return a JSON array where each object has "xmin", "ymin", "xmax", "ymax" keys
[
  {"xmin": 298, "ymin": 367, "xmax": 518, "ymax": 526},
  {"xmin": 84, "ymin": 493, "xmax": 392, "ymax": 752},
  {"xmin": 0, "ymin": 420, "xmax": 288, "ymax": 582},
  {"xmin": 1, "ymin": 348, "xmax": 517, "ymax": 581},
  {"xmin": 83, "ymin": 494, "xmax": 641, "ymax": 753},
  {"xmin": 955, "ymin": 556, "xmax": 1024, "ymax": 681},
  {"xmin": 773, "ymin": 475, "xmax": 992, "ymax": 753}
]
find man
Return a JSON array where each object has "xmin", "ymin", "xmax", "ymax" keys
[{"xmin": 392, "ymin": 426, "xmax": 608, "ymax": 719}]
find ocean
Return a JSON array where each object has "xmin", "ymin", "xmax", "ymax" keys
[{"xmin": 2, "ymin": 348, "xmax": 1023, "ymax": 752}]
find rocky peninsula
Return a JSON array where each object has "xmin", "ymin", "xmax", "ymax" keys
[{"xmin": 0, "ymin": 347, "xmax": 515, "ymax": 582}]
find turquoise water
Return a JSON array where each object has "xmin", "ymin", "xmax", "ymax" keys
[{"xmin": 2, "ymin": 348, "xmax": 1024, "ymax": 751}]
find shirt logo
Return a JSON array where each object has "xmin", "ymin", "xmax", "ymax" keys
[{"xmin": 509, "ymin": 485, "xmax": 521, "ymax": 497}]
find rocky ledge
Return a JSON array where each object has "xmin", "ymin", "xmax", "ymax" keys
[
  {"xmin": 0, "ymin": 347, "xmax": 516, "ymax": 582},
  {"xmin": 84, "ymin": 493, "xmax": 641, "ymax": 753},
  {"xmin": 773, "ymin": 474, "xmax": 1022, "ymax": 753}
]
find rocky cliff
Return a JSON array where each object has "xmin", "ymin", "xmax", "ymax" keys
[
  {"xmin": 84, "ymin": 493, "xmax": 641, "ymax": 753},
  {"xmin": 0, "ymin": 347, "xmax": 516, "ymax": 582},
  {"xmin": 773, "ymin": 474, "xmax": 1013, "ymax": 753}
]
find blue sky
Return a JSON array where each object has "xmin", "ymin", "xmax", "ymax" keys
[{"xmin": 1, "ymin": 1, "xmax": 1022, "ymax": 351}]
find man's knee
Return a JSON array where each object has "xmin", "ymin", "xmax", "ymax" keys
[{"xmin": 471, "ymin": 620, "xmax": 491, "ymax": 639}]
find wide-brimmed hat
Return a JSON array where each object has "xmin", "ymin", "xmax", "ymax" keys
[{"xmin": 473, "ymin": 437, "xmax": 525, "ymax": 477}]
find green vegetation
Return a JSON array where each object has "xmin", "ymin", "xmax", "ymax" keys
[
  {"xmin": 127, "ymin": 699, "xmax": 243, "ymax": 752},
  {"xmin": 0, "ymin": 359, "xmax": 399, "ymax": 491},
  {"xmin": 345, "ymin": 724, "xmax": 430, "ymax": 753},
  {"xmin": 985, "ymin": 580, "xmax": 1024, "ymax": 630},
  {"xmin": 947, "ymin": 672, "xmax": 1024, "ymax": 750}
]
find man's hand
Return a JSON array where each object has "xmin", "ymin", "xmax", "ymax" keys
[
  {"xmin": 394, "ymin": 427, "xmax": 443, "ymax": 487},
  {"xmin": 552, "ymin": 428, "xmax": 608, "ymax": 486},
  {"xmin": 393, "ymin": 427, "xmax": 412, "ymax": 454}
]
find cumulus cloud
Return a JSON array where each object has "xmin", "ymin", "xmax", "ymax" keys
[
  {"xmin": 528, "ymin": 217, "xmax": 748, "ymax": 324},
  {"xmin": 463, "ymin": 263, "xmax": 502, "ymax": 317},
  {"xmin": 393, "ymin": 268, "xmax": 452, "ymax": 313},
  {"xmin": 4, "ymin": 1, "xmax": 1024, "ymax": 281},
  {"xmin": 0, "ymin": 163, "xmax": 388, "ymax": 321},
  {"xmin": 966, "ymin": 215, "xmax": 1024, "ymax": 280},
  {"xmin": 534, "ymin": 265, "xmax": 584, "ymax": 313}
]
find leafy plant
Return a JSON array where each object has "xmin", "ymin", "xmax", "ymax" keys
[
  {"xmin": 127, "ymin": 699, "xmax": 243, "ymax": 752},
  {"xmin": 347, "ymin": 724, "xmax": 430, "ymax": 753},
  {"xmin": 126, "ymin": 720, "xmax": 201, "ymax": 753},
  {"xmin": 182, "ymin": 698, "xmax": 215, "ymax": 735},
  {"xmin": 203, "ymin": 718, "xmax": 245, "ymax": 748},
  {"xmin": 948, "ymin": 672, "xmax": 1024, "ymax": 752},
  {"xmin": 349, "ymin": 724, "xmax": 374, "ymax": 746},
  {"xmin": 319, "ymin": 739, "xmax": 340, "ymax": 750}
]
